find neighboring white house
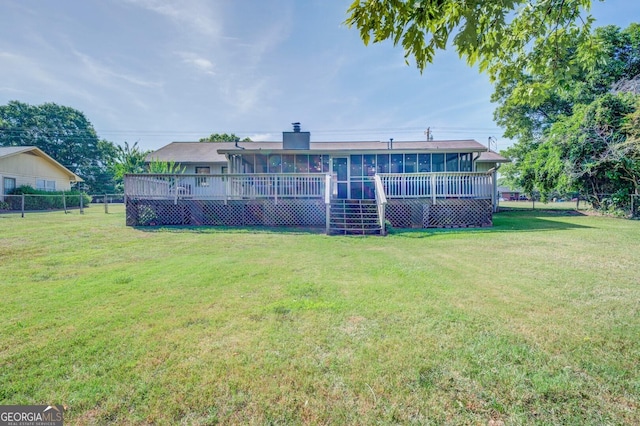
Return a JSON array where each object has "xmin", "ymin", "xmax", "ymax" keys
[{"xmin": 0, "ymin": 146, "xmax": 83, "ymax": 198}]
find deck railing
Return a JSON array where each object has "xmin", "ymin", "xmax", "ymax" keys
[
  {"xmin": 124, "ymin": 173, "xmax": 327, "ymax": 201},
  {"xmin": 377, "ymin": 172, "xmax": 493, "ymax": 200},
  {"xmin": 125, "ymin": 172, "xmax": 493, "ymax": 203}
]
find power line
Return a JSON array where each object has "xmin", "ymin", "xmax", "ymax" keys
[{"xmin": 1, "ymin": 125, "xmax": 508, "ymax": 147}]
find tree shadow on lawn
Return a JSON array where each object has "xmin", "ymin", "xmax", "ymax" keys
[
  {"xmin": 133, "ymin": 225, "xmax": 327, "ymax": 235},
  {"xmin": 132, "ymin": 210, "xmax": 592, "ymax": 237},
  {"xmin": 390, "ymin": 210, "xmax": 592, "ymax": 238}
]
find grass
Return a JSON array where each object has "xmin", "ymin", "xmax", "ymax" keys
[{"xmin": 1, "ymin": 205, "xmax": 638, "ymax": 424}]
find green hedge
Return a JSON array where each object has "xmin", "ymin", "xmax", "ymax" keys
[{"xmin": 6, "ymin": 186, "xmax": 91, "ymax": 210}]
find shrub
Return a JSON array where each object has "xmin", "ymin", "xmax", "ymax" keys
[{"xmin": 7, "ymin": 186, "xmax": 91, "ymax": 210}]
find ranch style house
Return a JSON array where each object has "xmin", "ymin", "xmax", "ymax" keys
[
  {"xmin": 125, "ymin": 124, "xmax": 508, "ymax": 234},
  {"xmin": 0, "ymin": 146, "xmax": 83, "ymax": 199}
]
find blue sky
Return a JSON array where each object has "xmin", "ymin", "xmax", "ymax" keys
[{"xmin": 1, "ymin": 1, "xmax": 638, "ymax": 152}]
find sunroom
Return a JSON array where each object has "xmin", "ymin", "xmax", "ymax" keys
[{"xmin": 125, "ymin": 126, "xmax": 507, "ymax": 233}]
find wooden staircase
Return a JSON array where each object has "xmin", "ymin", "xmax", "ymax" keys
[{"xmin": 329, "ymin": 200, "xmax": 383, "ymax": 235}]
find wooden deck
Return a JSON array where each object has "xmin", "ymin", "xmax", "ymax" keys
[{"xmin": 124, "ymin": 172, "xmax": 495, "ymax": 230}]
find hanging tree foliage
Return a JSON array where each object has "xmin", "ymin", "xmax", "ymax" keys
[{"xmin": 345, "ymin": 0, "xmax": 600, "ymax": 95}]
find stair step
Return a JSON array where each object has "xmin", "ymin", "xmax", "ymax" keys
[{"xmin": 329, "ymin": 199, "xmax": 383, "ymax": 235}]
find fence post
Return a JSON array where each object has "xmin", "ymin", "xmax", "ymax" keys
[
  {"xmin": 21, "ymin": 193, "xmax": 25, "ymax": 218},
  {"xmin": 62, "ymin": 191, "xmax": 67, "ymax": 213},
  {"xmin": 80, "ymin": 193, "xmax": 84, "ymax": 214},
  {"xmin": 104, "ymin": 194, "xmax": 108, "ymax": 214}
]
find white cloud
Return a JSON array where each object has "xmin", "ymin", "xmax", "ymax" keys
[
  {"xmin": 73, "ymin": 51, "xmax": 162, "ymax": 89},
  {"xmin": 248, "ymin": 133, "xmax": 275, "ymax": 141},
  {"xmin": 0, "ymin": 50, "xmax": 98, "ymax": 103},
  {"xmin": 123, "ymin": 0, "xmax": 221, "ymax": 38},
  {"xmin": 175, "ymin": 51, "xmax": 216, "ymax": 75}
]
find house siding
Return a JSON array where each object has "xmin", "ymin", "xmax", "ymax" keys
[
  {"xmin": 181, "ymin": 164, "xmax": 226, "ymax": 174},
  {"xmin": 0, "ymin": 152, "xmax": 73, "ymax": 192}
]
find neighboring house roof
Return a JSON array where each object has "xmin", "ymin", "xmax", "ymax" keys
[
  {"xmin": 0, "ymin": 146, "xmax": 83, "ymax": 181},
  {"xmin": 476, "ymin": 150, "xmax": 510, "ymax": 163},
  {"xmin": 147, "ymin": 140, "xmax": 509, "ymax": 163},
  {"xmin": 497, "ymin": 186, "xmax": 521, "ymax": 193},
  {"xmin": 145, "ymin": 142, "xmax": 238, "ymax": 164}
]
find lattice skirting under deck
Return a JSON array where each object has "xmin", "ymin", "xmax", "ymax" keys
[
  {"xmin": 386, "ymin": 198, "xmax": 492, "ymax": 228},
  {"xmin": 126, "ymin": 199, "xmax": 326, "ymax": 227}
]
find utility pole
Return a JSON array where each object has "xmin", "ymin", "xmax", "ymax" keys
[{"xmin": 424, "ymin": 127, "xmax": 433, "ymax": 141}]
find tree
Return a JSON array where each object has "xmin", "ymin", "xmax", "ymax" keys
[
  {"xmin": 109, "ymin": 141, "xmax": 149, "ymax": 191},
  {"xmin": 147, "ymin": 159, "xmax": 186, "ymax": 174},
  {"xmin": 0, "ymin": 101, "xmax": 114, "ymax": 193},
  {"xmin": 496, "ymin": 25, "xmax": 640, "ymax": 210},
  {"xmin": 199, "ymin": 133, "xmax": 252, "ymax": 142},
  {"xmin": 345, "ymin": 0, "xmax": 599, "ymax": 91},
  {"xmin": 494, "ymin": 24, "xmax": 640, "ymax": 140}
]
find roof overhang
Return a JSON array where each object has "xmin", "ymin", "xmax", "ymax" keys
[{"xmin": 0, "ymin": 146, "xmax": 83, "ymax": 181}]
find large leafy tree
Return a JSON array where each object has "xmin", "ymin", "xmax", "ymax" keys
[
  {"xmin": 494, "ymin": 24, "xmax": 640, "ymax": 140},
  {"xmin": 199, "ymin": 133, "xmax": 252, "ymax": 142},
  {"xmin": 497, "ymin": 25, "xmax": 640, "ymax": 208},
  {"xmin": 0, "ymin": 101, "xmax": 115, "ymax": 193},
  {"xmin": 345, "ymin": 0, "xmax": 599, "ymax": 90}
]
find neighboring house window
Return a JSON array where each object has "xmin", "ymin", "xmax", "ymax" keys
[
  {"xmin": 3, "ymin": 177, "xmax": 16, "ymax": 195},
  {"xmin": 195, "ymin": 167, "xmax": 210, "ymax": 187},
  {"xmin": 221, "ymin": 166, "xmax": 228, "ymax": 174},
  {"xmin": 36, "ymin": 179, "xmax": 56, "ymax": 191}
]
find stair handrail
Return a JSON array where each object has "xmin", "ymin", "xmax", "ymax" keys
[
  {"xmin": 325, "ymin": 174, "xmax": 332, "ymax": 233},
  {"xmin": 374, "ymin": 174, "xmax": 388, "ymax": 235},
  {"xmin": 324, "ymin": 174, "xmax": 332, "ymax": 204}
]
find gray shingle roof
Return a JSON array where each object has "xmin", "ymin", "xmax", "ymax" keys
[
  {"xmin": 476, "ymin": 150, "xmax": 510, "ymax": 163},
  {"xmin": 147, "ymin": 139, "xmax": 508, "ymax": 163}
]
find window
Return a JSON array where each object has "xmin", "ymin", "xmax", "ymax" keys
[
  {"xmin": 376, "ymin": 154, "xmax": 389, "ymax": 173},
  {"xmin": 282, "ymin": 155, "xmax": 295, "ymax": 173},
  {"xmin": 446, "ymin": 153, "xmax": 459, "ymax": 171},
  {"xmin": 432, "ymin": 154, "xmax": 445, "ymax": 172},
  {"xmin": 391, "ymin": 154, "xmax": 404, "ymax": 173},
  {"xmin": 322, "ymin": 155, "xmax": 330, "ymax": 173},
  {"xmin": 254, "ymin": 154, "xmax": 268, "ymax": 173},
  {"xmin": 310, "ymin": 155, "xmax": 323, "ymax": 173},
  {"xmin": 418, "ymin": 154, "xmax": 431, "ymax": 172},
  {"xmin": 241, "ymin": 154, "xmax": 254, "ymax": 173},
  {"xmin": 195, "ymin": 167, "xmax": 210, "ymax": 187},
  {"xmin": 3, "ymin": 177, "xmax": 16, "ymax": 195},
  {"xmin": 36, "ymin": 179, "xmax": 56, "ymax": 191},
  {"xmin": 460, "ymin": 153, "xmax": 472, "ymax": 171},
  {"xmin": 268, "ymin": 154, "xmax": 282, "ymax": 173},
  {"xmin": 351, "ymin": 181, "xmax": 363, "ymax": 199},
  {"xmin": 363, "ymin": 155, "xmax": 376, "ymax": 176},
  {"xmin": 350, "ymin": 155, "xmax": 363, "ymax": 177},
  {"xmin": 404, "ymin": 154, "xmax": 417, "ymax": 173},
  {"xmin": 295, "ymin": 155, "xmax": 309, "ymax": 173}
]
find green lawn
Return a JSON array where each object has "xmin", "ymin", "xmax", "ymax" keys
[{"xmin": 1, "ymin": 205, "xmax": 638, "ymax": 425}]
